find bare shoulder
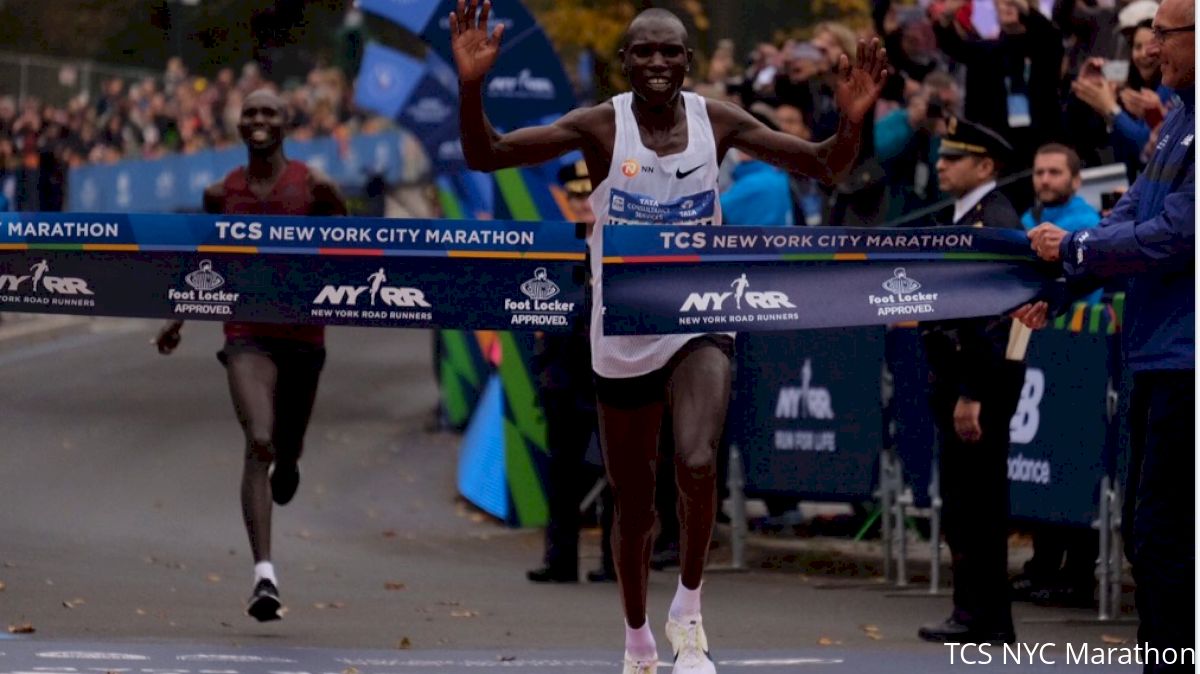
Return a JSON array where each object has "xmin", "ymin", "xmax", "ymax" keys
[
  {"xmin": 559, "ymin": 101, "xmax": 615, "ymax": 136},
  {"xmin": 305, "ymin": 164, "xmax": 349, "ymax": 216},
  {"xmin": 701, "ymin": 97, "xmax": 753, "ymax": 135}
]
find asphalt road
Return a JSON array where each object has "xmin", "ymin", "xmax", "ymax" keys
[{"xmin": 0, "ymin": 319, "xmax": 1142, "ymax": 672}]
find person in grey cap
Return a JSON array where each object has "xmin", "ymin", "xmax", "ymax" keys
[{"xmin": 917, "ymin": 116, "xmax": 1027, "ymax": 645}]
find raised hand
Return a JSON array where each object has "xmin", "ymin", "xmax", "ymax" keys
[
  {"xmin": 834, "ymin": 38, "xmax": 890, "ymax": 126},
  {"xmin": 450, "ymin": 0, "xmax": 506, "ymax": 85}
]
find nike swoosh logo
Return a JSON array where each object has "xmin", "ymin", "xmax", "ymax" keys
[{"xmin": 675, "ymin": 164, "xmax": 705, "ymax": 179}]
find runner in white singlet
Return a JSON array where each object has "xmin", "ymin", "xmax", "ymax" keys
[{"xmin": 450, "ymin": 4, "xmax": 890, "ymax": 671}]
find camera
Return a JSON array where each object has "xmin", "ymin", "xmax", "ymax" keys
[{"xmin": 926, "ymin": 99, "xmax": 945, "ymax": 120}]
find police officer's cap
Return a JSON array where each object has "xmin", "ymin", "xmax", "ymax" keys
[
  {"xmin": 939, "ymin": 116, "xmax": 1014, "ymax": 163},
  {"xmin": 557, "ymin": 160, "xmax": 593, "ymax": 196}
]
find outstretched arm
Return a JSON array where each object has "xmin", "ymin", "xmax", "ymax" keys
[
  {"xmin": 720, "ymin": 39, "xmax": 889, "ymax": 185},
  {"xmin": 452, "ymin": 0, "xmax": 589, "ymax": 171}
]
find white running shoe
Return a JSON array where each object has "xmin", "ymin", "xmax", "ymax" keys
[
  {"xmin": 665, "ymin": 615, "xmax": 716, "ymax": 674},
  {"xmin": 621, "ymin": 651, "xmax": 658, "ymax": 674}
]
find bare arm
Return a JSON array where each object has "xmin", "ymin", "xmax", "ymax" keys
[
  {"xmin": 713, "ymin": 100, "xmax": 845, "ymax": 185},
  {"xmin": 458, "ymin": 93, "xmax": 594, "ymax": 171},
  {"xmin": 309, "ymin": 169, "xmax": 349, "ymax": 216}
]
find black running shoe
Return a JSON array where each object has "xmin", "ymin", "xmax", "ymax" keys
[
  {"xmin": 269, "ymin": 461, "xmax": 300, "ymax": 506},
  {"xmin": 246, "ymin": 579, "xmax": 282, "ymax": 622}
]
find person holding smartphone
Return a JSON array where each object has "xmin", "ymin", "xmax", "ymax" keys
[{"xmin": 1070, "ymin": 13, "xmax": 1171, "ymax": 178}]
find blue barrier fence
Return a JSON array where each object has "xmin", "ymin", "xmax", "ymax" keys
[{"xmin": 732, "ymin": 316, "xmax": 1125, "ymax": 528}]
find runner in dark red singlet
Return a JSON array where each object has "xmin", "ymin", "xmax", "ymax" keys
[{"xmin": 154, "ymin": 89, "xmax": 347, "ymax": 622}]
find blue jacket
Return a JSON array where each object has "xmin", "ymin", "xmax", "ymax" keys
[
  {"xmin": 1021, "ymin": 195, "xmax": 1101, "ymax": 232},
  {"xmin": 721, "ymin": 160, "xmax": 795, "ymax": 227},
  {"xmin": 1112, "ymin": 85, "xmax": 1174, "ymax": 170},
  {"xmin": 1061, "ymin": 87, "xmax": 1195, "ymax": 372}
]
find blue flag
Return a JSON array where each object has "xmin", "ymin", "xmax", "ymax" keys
[{"xmin": 353, "ymin": 42, "xmax": 427, "ymax": 120}]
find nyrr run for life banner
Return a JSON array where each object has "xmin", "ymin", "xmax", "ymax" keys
[
  {"xmin": 0, "ymin": 213, "xmax": 586, "ymax": 332},
  {"xmin": 601, "ymin": 225, "xmax": 1054, "ymax": 335}
]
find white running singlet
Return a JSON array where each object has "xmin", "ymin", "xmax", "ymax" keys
[{"xmin": 589, "ymin": 92, "xmax": 728, "ymax": 378}]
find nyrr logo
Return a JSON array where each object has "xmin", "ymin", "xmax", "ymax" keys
[
  {"xmin": 168, "ymin": 260, "xmax": 240, "ymax": 316},
  {"xmin": 407, "ymin": 97, "xmax": 452, "ymax": 125},
  {"xmin": 775, "ymin": 359, "xmax": 835, "ymax": 420},
  {"xmin": 0, "ymin": 259, "xmax": 93, "ymax": 295},
  {"xmin": 313, "ymin": 268, "xmax": 431, "ymax": 308},
  {"xmin": 487, "ymin": 69, "xmax": 556, "ymax": 99},
  {"xmin": 680, "ymin": 273, "xmax": 796, "ymax": 312}
]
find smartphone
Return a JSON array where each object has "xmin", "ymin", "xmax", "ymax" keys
[
  {"xmin": 1102, "ymin": 60, "xmax": 1130, "ymax": 83},
  {"xmin": 1101, "ymin": 191, "xmax": 1123, "ymax": 213}
]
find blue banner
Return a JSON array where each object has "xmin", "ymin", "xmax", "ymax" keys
[
  {"xmin": 353, "ymin": 42, "xmax": 428, "ymax": 120},
  {"xmin": 889, "ymin": 322, "xmax": 1115, "ymax": 526},
  {"xmin": 0, "ymin": 213, "xmax": 586, "ymax": 332},
  {"xmin": 399, "ymin": 51, "xmax": 466, "ymax": 174},
  {"xmin": 421, "ymin": 0, "xmax": 576, "ymax": 131},
  {"xmin": 733, "ymin": 328, "xmax": 885, "ymax": 502},
  {"xmin": 601, "ymin": 226, "xmax": 1055, "ymax": 335},
  {"xmin": 69, "ymin": 132, "xmax": 408, "ymax": 213}
]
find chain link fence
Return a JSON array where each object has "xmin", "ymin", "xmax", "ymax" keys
[{"xmin": 0, "ymin": 50, "xmax": 158, "ymax": 107}]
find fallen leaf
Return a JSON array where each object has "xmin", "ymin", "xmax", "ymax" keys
[
  {"xmin": 62, "ymin": 598, "xmax": 86, "ymax": 609},
  {"xmin": 382, "ymin": 530, "xmax": 399, "ymax": 539},
  {"xmin": 861, "ymin": 624, "xmax": 882, "ymax": 640},
  {"xmin": 384, "ymin": 581, "xmax": 406, "ymax": 591},
  {"xmin": 865, "ymin": 632, "xmax": 883, "ymax": 640},
  {"xmin": 7, "ymin": 623, "xmax": 34, "ymax": 634},
  {"xmin": 135, "ymin": 608, "xmax": 147, "ymax": 616},
  {"xmin": 497, "ymin": 655, "xmax": 516, "ymax": 662},
  {"xmin": 342, "ymin": 668, "xmax": 359, "ymax": 674},
  {"xmin": 205, "ymin": 573, "xmax": 222, "ymax": 583},
  {"xmin": 314, "ymin": 602, "xmax": 346, "ymax": 610},
  {"xmin": 437, "ymin": 600, "xmax": 463, "ymax": 607},
  {"xmin": 469, "ymin": 513, "xmax": 485, "ymax": 523},
  {"xmin": 450, "ymin": 609, "xmax": 479, "ymax": 618},
  {"xmin": 0, "ymin": 580, "xmax": 6, "ymax": 591},
  {"xmin": 817, "ymin": 637, "xmax": 841, "ymax": 646},
  {"xmin": 397, "ymin": 637, "xmax": 412, "ymax": 650},
  {"xmin": 1101, "ymin": 634, "xmax": 1129, "ymax": 645}
]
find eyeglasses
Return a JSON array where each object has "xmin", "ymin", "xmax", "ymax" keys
[{"xmin": 1152, "ymin": 24, "xmax": 1195, "ymax": 43}]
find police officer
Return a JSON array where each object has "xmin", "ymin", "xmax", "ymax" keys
[
  {"xmin": 917, "ymin": 118, "xmax": 1027, "ymax": 645},
  {"xmin": 526, "ymin": 159, "xmax": 616, "ymax": 584}
]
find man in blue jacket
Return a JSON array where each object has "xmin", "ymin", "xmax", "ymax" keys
[
  {"xmin": 1021, "ymin": 143, "xmax": 1101, "ymax": 233},
  {"xmin": 1019, "ymin": 0, "xmax": 1194, "ymax": 668}
]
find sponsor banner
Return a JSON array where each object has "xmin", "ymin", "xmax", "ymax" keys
[
  {"xmin": 732, "ymin": 328, "xmax": 884, "ymax": 501},
  {"xmin": 0, "ymin": 212, "xmax": 584, "ymax": 253},
  {"xmin": 889, "ymin": 324, "xmax": 1111, "ymax": 526},
  {"xmin": 0, "ymin": 214, "xmax": 586, "ymax": 332},
  {"xmin": 601, "ymin": 225, "xmax": 1053, "ymax": 335},
  {"xmin": 1006, "ymin": 328, "xmax": 1109, "ymax": 526},
  {"xmin": 421, "ymin": 0, "xmax": 576, "ymax": 131}
]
